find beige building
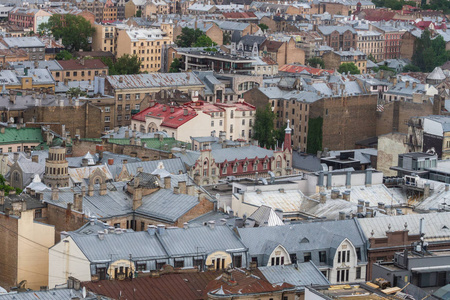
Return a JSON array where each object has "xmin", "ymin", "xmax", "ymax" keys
[
  {"xmin": 116, "ymin": 27, "xmax": 173, "ymax": 73},
  {"xmin": 356, "ymin": 31, "xmax": 385, "ymax": 62},
  {"xmin": 92, "ymin": 23, "xmax": 117, "ymax": 53},
  {"xmin": 131, "ymin": 99, "xmax": 256, "ymax": 143},
  {"xmin": 55, "ymin": 59, "xmax": 108, "ymax": 83},
  {"xmin": 323, "ymin": 50, "xmax": 367, "ymax": 74}
]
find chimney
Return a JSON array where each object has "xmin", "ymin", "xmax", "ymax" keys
[
  {"xmin": 98, "ymin": 231, "xmax": 105, "ymax": 240},
  {"xmin": 178, "ymin": 181, "xmax": 187, "ymax": 194},
  {"xmin": 108, "ymin": 226, "xmax": 115, "ymax": 234},
  {"xmin": 320, "ymin": 192, "xmax": 327, "ymax": 204},
  {"xmin": 345, "ymin": 171, "xmax": 351, "ymax": 188},
  {"xmin": 343, "ymin": 190, "xmax": 351, "ymax": 201},
  {"xmin": 424, "ymin": 182, "xmax": 430, "ymax": 198},
  {"xmin": 183, "ymin": 222, "xmax": 189, "ymax": 229},
  {"xmin": 119, "ymin": 77, "xmax": 124, "ymax": 83},
  {"xmin": 147, "ymin": 225, "xmax": 157, "ymax": 235},
  {"xmin": 326, "ymin": 172, "xmax": 332, "ymax": 189},
  {"xmin": 331, "ymin": 189, "xmax": 339, "ymax": 199},
  {"xmin": 365, "ymin": 169, "xmax": 373, "ymax": 187},
  {"xmin": 99, "ymin": 182, "xmax": 107, "ymax": 195},
  {"xmin": 156, "ymin": 224, "xmax": 165, "ymax": 235},
  {"xmin": 339, "ymin": 211, "xmax": 346, "ymax": 220},
  {"xmin": 133, "ymin": 187, "xmax": 143, "ymax": 210},
  {"xmin": 208, "ymin": 220, "xmax": 215, "ymax": 229},
  {"xmin": 67, "ymin": 202, "xmax": 72, "ymax": 211},
  {"xmin": 88, "ymin": 183, "xmax": 94, "ymax": 196},
  {"xmin": 81, "ymin": 158, "xmax": 88, "ymax": 167},
  {"xmin": 445, "ymin": 184, "xmax": 449, "ymax": 192},
  {"xmin": 73, "ymin": 193, "xmax": 83, "ymax": 212},
  {"xmin": 81, "ymin": 186, "xmax": 86, "ymax": 197},
  {"xmin": 357, "ymin": 204, "xmax": 363, "ymax": 213},
  {"xmin": 170, "ymin": 107, "xmax": 175, "ymax": 113},
  {"xmin": 164, "ymin": 176, "xmax": 171, "ymax": 189},
  {"xmin": 174, "ymin": 186, "xmax": 180, "ymax": 194},
  {"xmin": 405, "ymin": 81, "xmax": 410, "ymax": 88},
  {"xmin": 378, "ymin": 202, "xmax": 385, "ymax": 210},
  {"xmin": 51, "ymin": 187, "xmax": 59, "ymax": 201},
  {"xmin": 108, "ymin": 158, "xmax": 114, "ymax": 165},
  {"xmin": 90, "ymin": 216, "xmax": 97, "ymax": 226},
  {"xmin": 0, "ymin": 190, "xmax": 4, "ymax": 205},
  {"xmin": 187, "ymin": 185, "xmax": 195, "ymax": 196},
  {"xmin": 125, "ymin": 130, "xmax": 130, "ymax": 138},
  {"xmin": 365, "ymin": 201, "xmax": 370, "ymax": 208},
  {"xmin": 183, "ymin": 108, "xmax": 188, "ymax": 116}
]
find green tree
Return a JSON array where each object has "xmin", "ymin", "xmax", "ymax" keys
[
  {"xmin": 102, "ymin": 54, "xmax": 142, "ymax": 75},
  {"xmin": 169, "ymin": 58, "xmax": 182, "ymax": 73},
  {"xmin": 223, "ymin": 32, "xmax": 231, "ymax": 45},
  {"xmin": 307, "ymin": 57, "xmax": 325, "ymax": 69},
  {"xmin": 373, "ymin": 65, "xmax": 396, "ymax": 73},
  {"xmin": 39, "ymin": 14, "xmax": 95, "ymax": 52},
  {"xmin": 367, "ymin": 53, "xmax": 377, "ymax": 63},
  {"xmin": 55, "ymin": 50, "xmax": 73, "ymax": 60},
  {"xmin": 307, "ymin": 117, "xmax": 323, "ymax": 154},
  {"xmin": 175, "ymin": 27, "xmax": 204, "ymax": 47},
  {"xmin": 402, "ymin": 64, "xmax": 421, "ymax": 72},
  {"xmin": 66, "ymin": 87, "xmax": 87, "ymax": 98},
  {"xmin": 193, "ymin": 34, "xmax": 216, "ymax": 47},
  {"xmin": 253, "ymin": 104, "xmax": 277, "ymax": 148},
  {"xmin": 338, "ymin": 62, "xmax": 360, "ymax": 74},
  {"xmin": 0, "ymin": 174, "xmax": 22, "ymax": 196},
  {"xmin": 411, "ymin": 30, "xmax": 450, "ymax": 72},
  {"xmin": 135, "ymin": 9, "xmax": 142, "ymax": 17},
  {"xmin": 258, "ymin": 23, "xmax": 269, "ymax": 31}
]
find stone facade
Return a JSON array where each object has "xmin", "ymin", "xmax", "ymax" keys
[
  {"xmin": 43, "ymin": 147, "xmax": 69, "ymax": 188},
  {"xmin": 377, "ymin": 132, "xmax": 409, "ymax": 176}
]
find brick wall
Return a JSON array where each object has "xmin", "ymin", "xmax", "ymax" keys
[
  {"xmin": 175, "ymin": 195, "xmax": 215, "ymax": 226},
  {"xmin": 310, "ymin": 94, "xmax": 378, "ymax": 151},
  {"xmin": 46, "ymin": 204, "xmax": 86, "ymax": 242},
  {"xmin": 0, "ymin": 213, "xmax": 18, "ymax": 290}
]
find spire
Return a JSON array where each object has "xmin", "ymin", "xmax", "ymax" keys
[{"xmin": 283, "ymin": 120, "xmax": 292, "ymax": 151}]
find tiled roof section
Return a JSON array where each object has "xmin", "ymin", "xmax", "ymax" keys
[
  {"xmin": 57, "ymin": 59, "xmax": 107, "ymax": 70},
  {"xmin": 0, "ymin": 127, "xmax": 43, "ymax": 145},
  {"xmin": 0, "ymin": 288, "xmax": 100, "ymax": 300},
  {"xmin": 106, "ymin": 72, "xmax": 204, "ymax": 89},
  {"xmin": 132, "ymin": 103, "xmax": 198, "ymax": 129},
  {"xmin": 222, "ymin": 11, "xmax": 257, "ymax": 19},
  {"xmin": 360, "ymin": 9, "xmax": 396, "ymax": 21},
  {"xmin": 279, "ymin": 64, "xmax": 334, "ymax": 75},
  {"xmin": 261, "ymin": 56, "xmax": 277, "ymax": 65},
  {"xmin": 82, "ymin": 272, "xmax": 222, "ymax": 300},
  {"xmin": 205, "ymin": 269, "xmax": 294, "ymax": 296},
  {"xmin": 260, "ymin": 39, "xmax": 283, "ymax": 51}
]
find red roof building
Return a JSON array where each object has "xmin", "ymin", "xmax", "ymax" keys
[{"xmin": 279, "ymin": 64, "xmax": 334, "ymax": 76}]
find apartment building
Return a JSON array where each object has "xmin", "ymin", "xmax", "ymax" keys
[
  {"xmin": 8, "ymin": 8, "xmax": 51, "ymax": 32},
  {"xmin": 55, "ymin": 59, "xmax": 108, "ymax": 82},
  {"xmin": 104, "ymin": 72, "xmax": 204, "ymax": 127},
  {"xmin": 371, "ymin": 23, "xmax": 404, "ymax": 59},
  {"xmin": 116, "ymin": 28, "xmax": 172, "ymax": 73},
  {"xmin": 102, "ymin": 0, "xmax": 117, "ymax": 22},
  {"xmin": 356, "ymin": 31, "xmax": 385, "ymax": 62},
  {"xmin": 92, "ymin": 23, "xmax": 117, "ymax": 53},
  {"xmin": 318, "ymin": 26, "xmax": 357, "ymax": 51},
  {"xmin": 323, "ymin": 50, "xmax": 367, "ymax": 74}
]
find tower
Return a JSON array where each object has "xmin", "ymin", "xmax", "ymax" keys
[
  {"xmin": 43, "ymin": 146, "xmax": 69, "ymax": 188},
  {"xmin": 283, "ymin": 120, "xmax": 292, "ymax": 151}
]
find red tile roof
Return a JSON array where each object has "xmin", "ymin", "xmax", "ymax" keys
[
  {"xmin": 204, "ymin": 269, "xmax": 294, "ymax": 297},
  {"xmin": 222, "ymin": 12, "xmax": 257, "ymax": 19},
  {"xmin": 132, "ymin": 103, "xmax": 198, "ymax": 128},
  {"xmin": 279, "ymin": 64, "xmax": 334, "ymax": 76},
  {"xmin": 360, "ymin": 9, "xmax": 396, "ymax": 21},
  {"xmin": 57, "ymin": 58, "xmax": 107, "ymax": 70},
  {"xmin": 82, "ymin": 271, "xmax": 222, "ymax": 300}
]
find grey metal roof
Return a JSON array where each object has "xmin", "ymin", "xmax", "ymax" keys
[
  {"xmin": 213, "ymin": 20, "xmax": 250, "ymax": 31},
  {"xmin": 248, "ymin": 205, "xmax": 283, "ymax": 226},
  {"xmin": 317, "ymin": 25, "xmax": 356, "ymax": 35},
  {"xmin": 357, "ymin": 212, "xmax": 450, "ymax": 241},
  {"xmin": 259, "ymin": 262, "xmax": 330, "ymax": 288},
  {"xmin": 106, "ymin": 73, "xmax": 203, "ymax": 90},
  {"xmin": 292, "ymin": 152, "xmax": 323, "ymax": 172},
  {"xmin": 137, "ymin": 189, "xmax": 199, "ymax": 222},
  {"xmin": 173, "ymin": 149, "xmax": 201, "ymax": 167},
  {"xmin": 157, "ymin": 225, "xmax": 247, "ymax": 256},
  {"xmin": 108, "ymin": 158, "xmax": 186, "ymax": 179},
  {"xmin": 238, "ymin": 219, "xmax": 364, "ymax": 256},
  {"xmin": 9, "ymin": 60, "xmax": 62, "ymax": 71},
  {"xmin": 3, "ymin": 36, "xmax": 45, "ymax": 48},
  {"xmin": 0, "ymin": 289, "xmax": 102, "ymax": 300},
  {"xmin": 70, "ymin": 230, "xmax": 168, "ymax": 262}
]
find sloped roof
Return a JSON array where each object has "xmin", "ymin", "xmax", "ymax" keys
[
  {"xmin": 248, "ymin": 205, "xmax": 284, "ymax": 226},
  {"xmin": 0, "ymin": 127, "xmax": 43, "ymax": 145},
  {"xmin": 211, "ymin": 145, "xmax": 273, "ymax": 163},
  {"xmin": 427, "ymin": 67, "xmax": 446, "ymax": 81},
  {"xmin": 57, "ymin": 59, "xmax": 107, "ymax": 70},
  {"xmin": 259, "ymin": 262, "xmax": 330, "ymax": 288}
]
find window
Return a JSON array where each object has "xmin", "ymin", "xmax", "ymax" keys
[
  {"xmin": 241, "ymin": 130, "xmax": 245, "ymax": 137},
  {"xmin": 135, "ymin": 104, "xmax": 140, "ymax": 110},
  {"xmin": 118, "ymin": 94, "xmax": 123, "ymax": 101},
  {"xmin": 105, "ymin": 116, "xmax": 110, "ymax": 122},
  {"xmin": 117, "ymin": 105, "xmax": 122, "ymax": 111},
  {"xmin": 114, "ymin": 223, "xmax": 120, "ymax": 228},
  {"xmin": 73, "ymin": 71, "xmax": 77, "ymax": 77},
  {"xmin": 136, "ymin": 263, "xmax": 146, "ymax": 272},
  {"xmin": 118, "ymin": 115, "xmax": 122, "ymax": 121},
  {"xmin": 304, "ymin": 252, "xmax": 311, "ymax": 262},
  {"xmin": 156, "ymin": 262, "xmax": 165, "ymax": 270},
  {"xmin": 222, "ymin": 165, "xmax": 227, "ymax": 174},
  {"xmin": 230, "ymin": 124, "xmax": 233, "ymax": 133},
  {"xmin": 356, "ymin": 267, "xmax": 361, "ymax": 279},
  {"xmin": 125, "ymin": 104, "xmax": 130, "ymax": 111},
  {"xmin": 263, "ymin": 160, "xmax": 268, "ymax": 169},
  {"xmin": 219, "ymin": 120, "xmax": 223, "ymax": 126},
  {"xmin": 66, "ymin": 71, "xmax": 70, "ymax": 77},
  {"xmin": 17, "ymin": 146, "xmax": 21, "ymax": 152},
  {"xmin": 233, "ymin": 163, "xmax": 238, "ymax": 173},
  {"xmin": 125, "ymin": 94, "xmax": 130, "ymax": 100},
  {"xmin": 174, "ymin": 260, "xmax": 184, "ymax": 268},
  {"xmin": 230, "ymin": 110, "xmax": 234, "ymax": 118},
  {"xmin": 34, "ymin": 209, "xmax": 42, "ymax": 219},
  {"xmin": 242, "ymin": 119, "xmax": 245, "ymax": 125},
  {"xmin": 135, "ymin": 94, "xmax": 140, "ymax": 100},
  {"xmin": 193, "ymin": 258, "xmax": 203, "ymax": 268},
  {"xmin": 8, "ymin": 147, "xmax": 12, "ymax": 152},
  {"xmin": 211, "ymin": 120, "xmax": 214, "ymax": 127},
  {"xmin": 319, "ymin": 251, "xmax": 327, "ymax": 263},
  {"xmin": 356, "ymin": 248, "xmax": 361, "ymax": 261},
  {"xmin": 105, "ymin": 106, "xmax": 110, "ymax": 112},
  {"xmin": 290, "ymin": 253, "xmax": 297, "ymax": 264}
]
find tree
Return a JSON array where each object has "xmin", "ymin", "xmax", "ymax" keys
[
  {"xmin": 66, "ymin": 87, "xmax": 87, "ymax": 98},
  {"xmin": 0, "ymin": 174, "xmax": 22, "ymax": 196},
  {"xmin": 135, "ymin": 9, "xmax": 142, "ymax": 17},
  {"xmin": 411, "ymin": 30, "xmax": 450, "ymax": 72},
  {"xmin": 169, "ymin": 58, "xmax": 182, "ymax": 73},
  {"xmin": 223, "ymin": 32, "xmax": 231, "ymax": 45},
  {"xmin": 102, "ymin": 54, "xmax": 141, "ymax": 75},
  {"xmin": 338, "ymin": 62, "xmax": 360, "ymax": 74},
  {"xmin": 55, "ymin": 50, "xmax": 73, "ymax": 60},
  {"xmin": 253, "ymin": 104, "xmax": 278, "ymax": 148},
  {"xmin": 367, "ymin": 53, "xmax": 377, "ymax": 63},
  {"xmin": 39, "ymin": 14, "xmax": 95, "ymax": 52},
  {"xmin": 175, "ymin": 27, "xmax": 204, "ymax": 47},
  {"xmin": 402, "ymin": 64, "xmax": 421, "ymax": 72},
  {"xmin": 258, "ymin": 23, "xmax": 269, "ymax": 31},
  {"xmin": 307, "ymin": 57, "xmax": 325, "ymax": 69},
  {"xmin": 193, "ymin": 34, "xmax": 216, "ymax": 47},
  {"xmin": 372, "ymin": 65, "xmax": 396, "ymax": 73}
]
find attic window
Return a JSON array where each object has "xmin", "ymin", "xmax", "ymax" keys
[{"xmin": 300, "ymin": 237, "xmax": 310, "ymax": 243}]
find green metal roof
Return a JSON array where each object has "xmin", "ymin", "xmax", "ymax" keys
[
  {"xmin": 0, "ymin": 127, "xmax": 43, "ymax": 145},
  {"xmin": 80, "ymin": 137, "xmax": 191, "ymax": 151}
]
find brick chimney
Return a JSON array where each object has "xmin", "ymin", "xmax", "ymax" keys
[
  {"xmin": 133, "ymin": 187, "xmax": 143, "ymax": 210},
  {"xmin": 164, "ymin": 176, "xmax": 171, "ymax": 189},
  {"xmin": 88, "ymin": 183, "xmax": 94, "ymax": 196},
  {"xmin": 51, "ymin": 187, "xmax": 59, "ymax": 201},
  {"xmin": 178, "ymin": 181, "xmax": 187, "ymax": 194},
  {"xmin": 99, "ymin": 182, "xmax": 107, "ymax": 196},
  {"xmin": 73, "ymin": 193, "xmax": 83, "ymax": 212}
]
